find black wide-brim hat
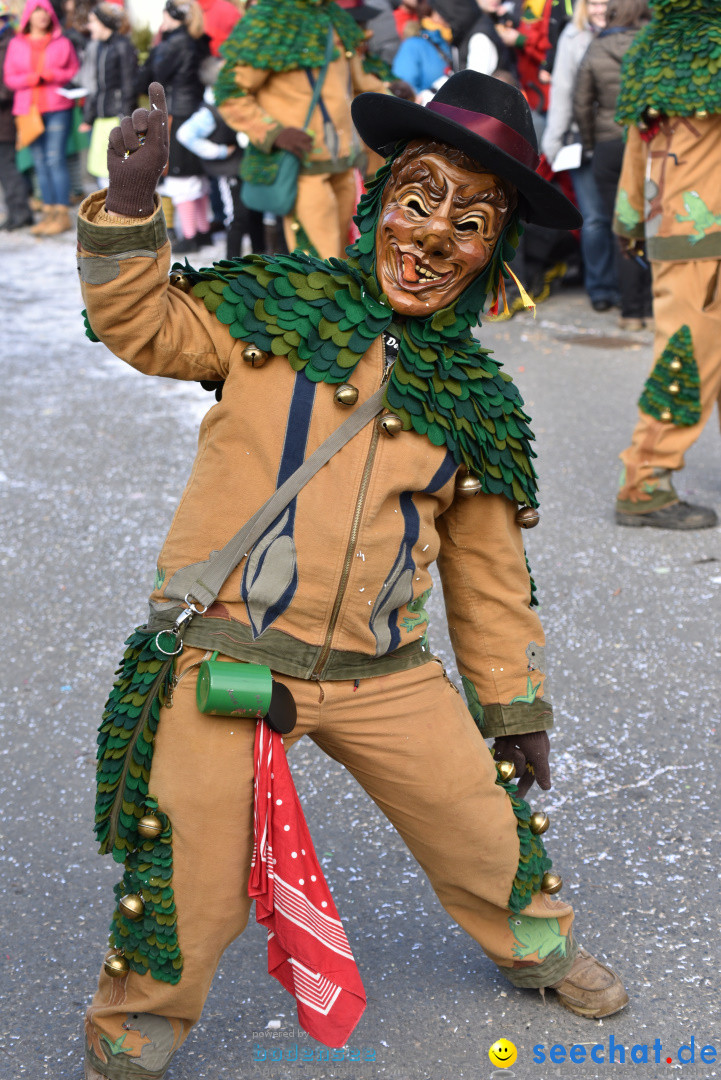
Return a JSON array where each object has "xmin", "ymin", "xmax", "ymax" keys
[{"xmin": 352, "ymin": 70, "xmax": 582, "ymax": 229}]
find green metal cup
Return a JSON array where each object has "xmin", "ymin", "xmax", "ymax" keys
[{"xmin": 196, "ymin": 654, "xmax": 273, "ymax": 718}]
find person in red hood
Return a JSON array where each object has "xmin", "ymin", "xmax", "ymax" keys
[
  {"xmin": 197, "ymin": 0, "xmax": 240, "ymax": 57},
  {"xmin": 3, "ymin": 0, "xmax": 79, "ymax": 234},
  {"xmin": 496, "ymin": 0, "xmax": 559, "ymax": 117}
]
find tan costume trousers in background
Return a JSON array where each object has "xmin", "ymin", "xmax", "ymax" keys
[
  {"xmin": 619, "ymin": 259, "xmax": 721, "ymax": 502},
  {"xmin": 86, "ymin": 650, "xmax": 574, "ymax": 1076},
  {"xmin": 284, "ymin": 168, "xmax": 358, "ymax": 260}
]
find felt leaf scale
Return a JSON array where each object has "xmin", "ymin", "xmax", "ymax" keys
[
  {"xmin": 109, "ymin": 798, "xmax": 183, "ymax": 984},
  {"xmin": 616, "ymin": 1, "xmax": 721, "ymax": 125},
  {"xmin": 493, "ymin": 759, "xmax": 553, "ymax": 914},
  {"xmin": 639, "ymin": 324, "xmax": 701, "ymax": 426},
  {"xmin": 95, "ymin": 627, "xmax": 175, "ymax": 863}
]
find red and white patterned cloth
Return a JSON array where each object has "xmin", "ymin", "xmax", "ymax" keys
[{"xmin": 249, "ymin": 720, "xmax": 366, "ymax": 1047}]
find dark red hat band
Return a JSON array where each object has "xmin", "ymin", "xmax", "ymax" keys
[{"xmin": 426, "ymin": 102, "xmax": 540, "ymax": 171}]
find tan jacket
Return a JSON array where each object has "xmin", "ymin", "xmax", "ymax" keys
[
  {"xmin": 613, "ymin": 116, "xmax": 721, "ymax": 261},
  {"xmin": 77, "ymin": 192, "xmax": 552, "ymax": 738},
  {"xmin": 217, "ymin": 36, "xmax": 386, "ymax": 171}
]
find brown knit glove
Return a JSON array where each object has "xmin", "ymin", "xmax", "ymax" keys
[
  {"xmin": 105, "ymin": 82, "xmax": 169, "ymax": 218},
  {"xmin": 493, "ymin": 731, "xmax": 551, "ymax": 799}
]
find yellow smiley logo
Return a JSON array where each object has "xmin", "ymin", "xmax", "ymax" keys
[{"xmin": 488, "ymin": 1038, "xmax": 518, "ymax": 1068}]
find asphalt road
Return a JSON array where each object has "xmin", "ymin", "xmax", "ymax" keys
[{"xmin": 1, "ymin": 228, "xmax": 719, "ymax": 1080}]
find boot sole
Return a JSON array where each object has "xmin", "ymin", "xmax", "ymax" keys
[
  {"xmin": 615, "ymin": 511, "xmax": 718, "ymax": 530},
  {"xmin": 555, "ymin": 988, "xmax": 630, "ymax": 1018}
]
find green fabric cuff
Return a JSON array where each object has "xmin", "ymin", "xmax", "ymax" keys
[
  {"xmin": 480, "ymin": 698, "xmax": 554, "ymax": 739},
  {"xmin": 516, "ymin": 32, "xmax": 527, "ymax": 47},
  {"xmin": 500, "ymin": 933, "xmax": 578, "ymax": 989},
  {"xmin": 77, "ymin": 192, "xmax": 168, "ymax": 255},
  {"xmin": 612, "ymin": 215, "xmax": 644, "ymax": 240},
  {"xmin": 86, "ymin": 1042, "xmax": 169, "ymax": 1080},
  {"xmin": 616, "ymin": 488, "xmax": 678, "ymax": 515}
]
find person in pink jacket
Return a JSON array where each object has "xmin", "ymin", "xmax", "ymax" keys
[{"xmin": 3, "ymin": 0, "xmax": 79, "ymax": 234}]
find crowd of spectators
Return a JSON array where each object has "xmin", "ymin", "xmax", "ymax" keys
[{"xmin": 0, "ymin": 0, "xmax": 653, "ymax": 323}]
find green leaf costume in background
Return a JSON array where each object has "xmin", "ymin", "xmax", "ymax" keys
[
  {"xmin": 639, "ymin": 325, "xmax": 701, "ymax": 427},
  {"xmin": 616, "ymin": 0, "xmax": 721, "ymax": 126},
  {"xmin": 183, "ymin": 152, "xmax": 539, "ymax": 509},
  {"xmin": 215, "ymin": 0, "xmax": 363, "ymax": 95}
]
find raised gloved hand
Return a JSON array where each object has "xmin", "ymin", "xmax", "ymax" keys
[
  {"xmin": 493, "ymin": 731, "xmax": 551, "ymax": 799},
  {"xmin": 105, "ymin": 82, "xmax": 169, "ymax": 218},
  {"xmin": 272, "ymin": 126, "xmax": 313, "ymax": 158}
]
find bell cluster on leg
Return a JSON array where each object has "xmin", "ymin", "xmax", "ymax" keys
[{"xmin": 493, "ymin": 757, "xmax": 562, "ymax": 909}]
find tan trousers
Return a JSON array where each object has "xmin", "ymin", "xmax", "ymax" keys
[
  {"xmin": 283, "ymin": 168, "xmax": 358, "ymax": 260},
  {"xmin": 86, "ymin": 649, "xmax": 574, "ymax": 1077},
  {"xmin": 619, "ymin": 259, "xmax": 721, "ymax": 502}
]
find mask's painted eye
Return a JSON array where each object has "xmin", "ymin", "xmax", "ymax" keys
[{"xmin": 401, "ymin": 195, "xmax": 430, "ymax": 217}]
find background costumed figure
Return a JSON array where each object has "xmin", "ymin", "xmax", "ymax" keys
[
  {"xmin": 213, "ymin": 0, "xmax": 387, "ymax": 259},
  {"xmin": 613, "ymin": 0, "xmax": 721, "ymax": 528}
]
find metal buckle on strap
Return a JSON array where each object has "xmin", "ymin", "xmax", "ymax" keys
[{"xmin": 154, "ymin": 594, "xmax": 208, "ymax": 655}]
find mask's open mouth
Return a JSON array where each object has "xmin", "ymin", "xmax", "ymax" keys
[{"xmin": 394, "ymin": 247, "xmax": 453, "ymax": 291}]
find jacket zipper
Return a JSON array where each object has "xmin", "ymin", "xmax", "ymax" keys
[{"xmin": 310, "ymin": 342, "xmax": 392, "ymax": 680}]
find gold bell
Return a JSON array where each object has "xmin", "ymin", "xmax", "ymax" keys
[
  {"xmin": 379, "ymin": 414, "xmax": 403, "ymax": 437},
  {"xmin": 646, "ymin": 106, "xmax": 660, "ymax": 119},
  {"xmin": 496, "ymin": 760, "xmax": 516, "ymax": 783},
  {"xmin": 290, "ymin": 221, "xmax": 300, "ymax": 232},
  {"xmin": 696, "ymin": 109, "xmax": 708, "ymax": 119},
  {"xmin": 103, "ymin": 950, "xmax": 130, "ymax": 978},
  {"xmin": 669, "ymin": 358, "xmax": 682, "ymax": 372},
  {"xmin": 334, "ymin": 383, "xmax": 359, "ymax": 406},
  {"xmin": 515, "ymin": 505, "xmax": 540, "ymax": 529},
  {"xmin": 456, "ymin": 473, "xmax": 482, "ymax": 497},
  {"xmin": 529, "ymin": 811, "xmax": 550, "ymax": 835},
  {"xmin": 242, "ymin": 345, "xmax": 269, "ymax": 368},
  {"xmin": 541, "ymin": 872, "xmax": 563, "ymax": 894},
  {"xmin": 660, "ymin": 408, "xmax": 672, "ymax": 422},
  {"xmin": 668, "ymin": 381, "xmax": 680, "ymax": 395},
  {"xmin": 168, "ymin": 271, "xmax": 191, "ymax": 292},
  {"xmin": 345, "ymin": 49, "xmax": 353, "ymax": 58},
  {"xmin": 137, "ymin": 813, "xmax": 163, "ymax": 839},
  {"xmin": 118, "ymin": 893, "xmax": 145, "ymax": 921}
]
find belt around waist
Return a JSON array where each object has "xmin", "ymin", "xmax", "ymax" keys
[{"xmin": 147, "ymin": 608, "xmax": 432, "ymax": 681}]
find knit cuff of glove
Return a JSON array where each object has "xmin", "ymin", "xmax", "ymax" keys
[
  {"xmin": 97, "ymin": 202, "xmax": 157, "ymax": 226},
  {"xmin": 105, "ymin": 177, "xmax": 160, "ymax": 219}
]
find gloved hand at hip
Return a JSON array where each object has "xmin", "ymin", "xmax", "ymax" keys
[
  {"xmin": 105, "ymin": 82, "xmax": 169, "ymax": 218},
  {"xmin": 493, "ymin": 730, "xmax": 551, "ymax": 799},
  {"xmin": 272, "ymin": 126, "xmax": 313, "ymax": 158}
]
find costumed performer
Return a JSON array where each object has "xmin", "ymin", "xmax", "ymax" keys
[
  {"xmin": 213, "ymin": 0, "xmax": 389, "ymax": 260},
  {"xmin": 79, "ymin": 71, "xmax": 628, "ymax": 1080},
  {"xmin": 613, "ymin": 0, "xmax": 721, "ymax": 529}
]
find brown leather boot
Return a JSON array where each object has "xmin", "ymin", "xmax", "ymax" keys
[
  {"xmin": 42, "ymin": 204, "xmax": 73, "ymax": 235},
  {"xmin": 550, "ymin": 947, "xmax": 629, "ymax": 1018},
  {"xmin": 30, "ymin": 205, "xmax": 53, "ymax": 235}
]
